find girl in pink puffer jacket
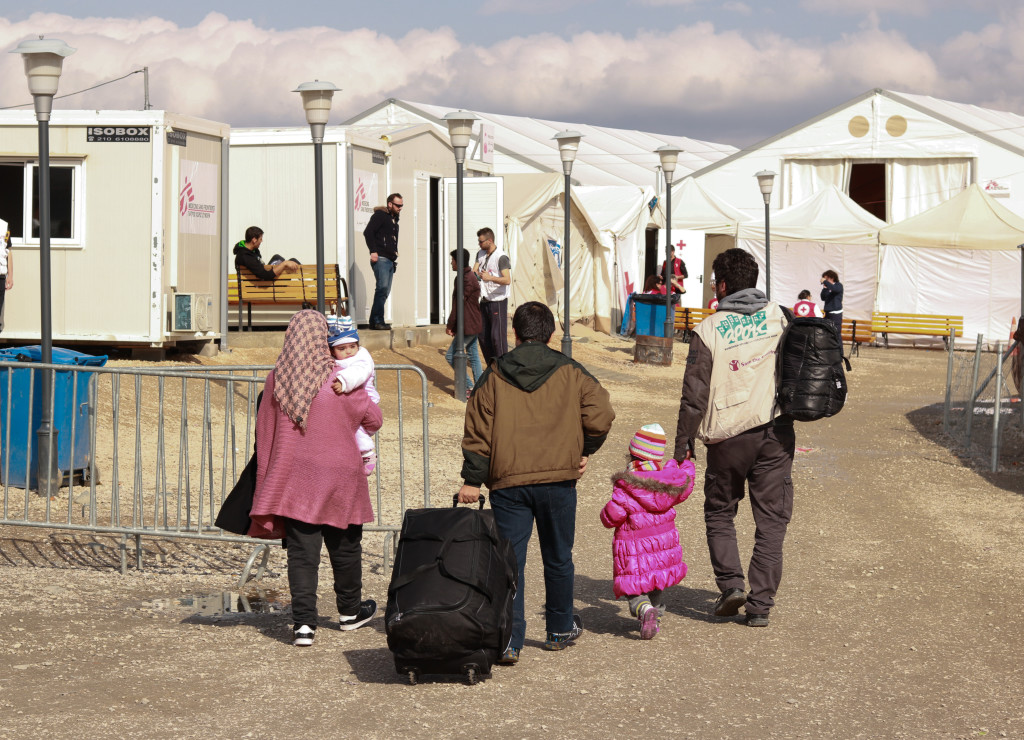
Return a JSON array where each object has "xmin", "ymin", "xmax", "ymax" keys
[{"xmin": 600, "ymin": 424, "xmax": 695, "ymax": 640}]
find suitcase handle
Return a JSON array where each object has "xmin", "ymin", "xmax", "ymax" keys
[{"xmin": 451, "ymin": 493, "xmax": 486, "ymax": 509}]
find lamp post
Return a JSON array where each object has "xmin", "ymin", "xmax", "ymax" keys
[
  {"xmin": 656, "ymin": 145, "xmax": 683, "ymax": 343},
  {"xmin": 294, "ymin": 80, "xmax": 340, "ymax": 314},
  {"xmin": 443, "ymin": 111, "xmax": 478, "ymax": 402},
  {"xmin": 755, "ymin": 170, "xmax": 776, "ymax": 300},
  {"xmin": 554, "ymin": 131, "xmax": 582, "ymax": 357},
  {"xmin": 11, "ymin": 37, "xmax": 75, "ymax": 497}
]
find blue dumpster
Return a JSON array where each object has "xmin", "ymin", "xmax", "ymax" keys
[
  {"xmin": 630, "ymin": 293, "xmax": 681, "ymax": 338},
  {"xmin": 0, "ymin": 346, "xmax": 108, "ymax": 489}
]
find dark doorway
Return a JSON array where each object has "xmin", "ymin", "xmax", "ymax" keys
[
  {"xmin": 643, "ymin": 228, "xmax": 659, "ymax": 290},
  {"xmin": 429, "ymin": 177, "xmax": 440, "ymax": 325},
  {"xmin": 848, "ymin": 162, "xmax": 887, "ymax": 221}
]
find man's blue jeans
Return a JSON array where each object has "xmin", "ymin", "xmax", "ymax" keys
[
  {"xmin": 445, "ymin": 334, "xmax": 484, "ymax": 390},
  {"xmin": 489, "ymin": 482, "xmax": 577, "ymax": 650},
  {"xmin": 370, "ymin": 257, "xmax": 395, "ymax": 326}
]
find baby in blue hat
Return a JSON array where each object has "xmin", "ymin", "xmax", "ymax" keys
[{"xmin": 327, "ymin": 316, "xmax": 380, "ymax": 475}]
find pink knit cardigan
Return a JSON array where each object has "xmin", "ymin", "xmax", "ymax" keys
[
  {"xmin": 247, "ymin": 369, "xmax": 384, "ymax": 539},
  {"xmin": 600, "ymin": 459, "xmax": 695, "ymax": 599}
]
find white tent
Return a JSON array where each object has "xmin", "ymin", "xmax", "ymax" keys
[
  {"xmin": 575, "ymin": 184, "xmax": 658, "ymax": 326},
  {"xmin": 503, "ymin": 174, "xmax": 612, "ymax": 332},
  {"xmin": 692, "ymin": 89, "xmax": 1024, "ymax": 224},
  {"xmin": 878, "ymin": 184, "xmax": 1024, "ymax": 342},
  {"xmin": 661, "ymin": 178, "xmax": 752, "ymax": 309},
  {"xmin": 345, "ymin": 98, "xmax": 737, "ymax": 187},
  {"xmin": 738, "ymin": 186, "xmax": 886, "ymax": 318},
  {"xmin": 669, "ymin": 177, "xmax": 750, "ymax": 234}
]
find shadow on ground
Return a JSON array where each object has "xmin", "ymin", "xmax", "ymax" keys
[
  {"xmin": 906, "ymin": 402, "xmax": 1023, "ymax": 495},
  {"xmin": 0, "ymin": 531, "xmax": 268, "ymax": 575}
]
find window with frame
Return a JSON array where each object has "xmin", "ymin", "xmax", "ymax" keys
[{"xmin": 0, "ymin": 160, "xmax": 82, "ymax": 244}]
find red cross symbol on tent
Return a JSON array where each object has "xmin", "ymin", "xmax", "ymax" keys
[{"xmin": 675, "ymin": 239, "xmax": 686, "ymax": 249}]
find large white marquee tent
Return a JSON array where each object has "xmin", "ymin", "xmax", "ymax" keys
[{"xmin": 345, "ymin": 98, "xmax": 737, "ymax": 188}]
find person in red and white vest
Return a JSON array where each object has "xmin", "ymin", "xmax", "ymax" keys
[
  {"xmin": 793, "ymin": 290, "xmax": 821, "ymax": 318},
  {"xmin": 660, "ymin": 246, "xmax": 688, "ymax": 294}
]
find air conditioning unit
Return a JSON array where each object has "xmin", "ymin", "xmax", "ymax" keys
[{"xmin": 171, "ymin": 292, "xmax": 212, "ymax": 332}]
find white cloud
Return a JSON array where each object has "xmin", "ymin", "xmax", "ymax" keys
[{"xmin": 1, "ymin": 10, "xmax": 1022, "ymax": 145}]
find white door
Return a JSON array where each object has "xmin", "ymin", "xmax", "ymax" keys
[{"xmin": 440, "ymin": 176, "xmax": 504, "ymax": 325}]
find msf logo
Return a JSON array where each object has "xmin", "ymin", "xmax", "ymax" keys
[{"xmin": 179, "ymin": 177, "xmax": 195, "ymax": 217}]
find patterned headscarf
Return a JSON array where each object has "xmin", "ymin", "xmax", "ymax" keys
[{"xmin": 273, "ymin": 310, "xmax": 334, "ymax": 429}]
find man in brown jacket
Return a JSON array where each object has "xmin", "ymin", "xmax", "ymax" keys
[{"xmin": 458, "ymin": 301, "xmax": 614, "ymax": 664}]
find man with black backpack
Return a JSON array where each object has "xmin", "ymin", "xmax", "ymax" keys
[{"xmin": 672, "ymin": 248, "xmax": 794, "ymax": 628}]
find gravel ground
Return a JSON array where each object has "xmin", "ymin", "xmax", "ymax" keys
[{"xmin": 1, "ymin": 328, "xmax": 1022, "ymax": 740}]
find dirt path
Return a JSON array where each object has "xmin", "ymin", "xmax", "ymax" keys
[{"xmin": 1, "ymin": 332, "xmax": 1021, "ymax": 739}]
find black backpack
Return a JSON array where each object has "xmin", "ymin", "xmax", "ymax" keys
[
  {"xmin": 776, "ymin": 311, "xmax": 852, "ymax": 421},
  {"xmin": 385, "ymin": 496, "xmax": 517, "ymax": 684}
]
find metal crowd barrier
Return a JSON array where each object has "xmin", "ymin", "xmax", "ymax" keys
[
  {"xmin": 0, "ymin": 361, "xmax": 430, "ymax": 584},
  {"xmin": 944, "ymin": 336, "xmax": 1022, "ymax": 472}
]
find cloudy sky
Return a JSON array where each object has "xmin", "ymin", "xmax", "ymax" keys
[{"xmin": 0, "ymin": 1, "xmax": 1019, "ymax": 145}]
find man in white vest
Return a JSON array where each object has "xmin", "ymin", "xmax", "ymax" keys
[
  {"xmin": 673, "ymin": 248, "xmax": 794, "ymax": 628},
  {"xmin": 473, "ymin": 227, "xmax": 512, "ymax": 363}
]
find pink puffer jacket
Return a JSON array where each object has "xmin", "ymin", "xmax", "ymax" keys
[{"xmin": 600, "ymin": 459, "xmax": 695, "ymax": 599}]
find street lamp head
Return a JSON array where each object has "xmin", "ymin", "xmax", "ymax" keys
[
  {"xmin": 553, "ymin": 130, "xmax": 583, "ymax": 176},
  {"xmin": 10, "ymin": 37, "xmax": 76, "ymax": 121},
  {"xmin": 655, "ymin": 144, "xmax": 683, "ymax": 185},
  {"xmin": 293, "ymin": 80, "xmax": 340, "ymax": 142},
  {"xmin": 443, "ymin": 110, "xmax": 478, "ymax": 163},
  {"xmin": 755, "ymin": 170, "xmax": 776, "ymax": 205}
]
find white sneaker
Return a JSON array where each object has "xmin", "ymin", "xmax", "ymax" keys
[{"xmin": 293, "ymin": 624, "xmax": 316, "ymax": 647}]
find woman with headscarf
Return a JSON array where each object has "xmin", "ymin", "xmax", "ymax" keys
[{"xmin": 247, "ymin": 310, "xmax": 384, "ymax": 647}]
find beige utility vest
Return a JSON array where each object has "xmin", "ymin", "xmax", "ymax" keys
[{"xmin": 694, "ymin": 302, "xmax": 788, "ymax": 443}]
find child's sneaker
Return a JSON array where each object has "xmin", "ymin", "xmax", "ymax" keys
[
  {"xmin": 362, "ymin": 453, "xmax": 377, "ymax": 476},
  {"xmin": 544, "ymin": 614, "xmax": 583, "ymax": 651},
  {"xmin": 293, "ymin": 624, "xmax": 316, "ymax": 647},
  {"xmin": 496, "ymin": 647, "xmax": 520, "ymax": 666},
  {"xmin": 639, "ymin": 603, "xmax": 660, "ymax": 640}
]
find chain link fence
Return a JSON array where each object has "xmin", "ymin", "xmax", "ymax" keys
[{"xmin": 944, "ymin": 335, "xmax": 1022, "ymax": 472}]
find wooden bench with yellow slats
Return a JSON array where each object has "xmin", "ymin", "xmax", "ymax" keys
[
  {"xmin": 228, "ymin": 264, "xmax": 348, "ymax": 330},
  {"xmin": 870, "ymin": 311, "xmax": 963, "ymax": 348}
]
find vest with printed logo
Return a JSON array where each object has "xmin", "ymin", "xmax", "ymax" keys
[{"xmin": 694, "ymin": 302, "xmax": 788, "ymax": 443}]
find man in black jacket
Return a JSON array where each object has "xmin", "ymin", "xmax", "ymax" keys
[
  {"xmin": 232, "ymin": 226, "xmax": 300, "ymax": 280},
  {"xmin": 363, "ymin": 193, "xmax": 402, "ymax": 330}
]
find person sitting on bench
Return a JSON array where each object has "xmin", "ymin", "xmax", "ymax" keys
[{"xmin": 233, "ymin": 226, "xmax": 300, "ymax": 280}]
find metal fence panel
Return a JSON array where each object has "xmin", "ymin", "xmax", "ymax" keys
[
  {"xmin": 0, "ymin": 361, "xmax": 429, "ymax": 580},
  {"xmin": 944, "ymin": 337, "xmax": 1022, "ymax": 472}
]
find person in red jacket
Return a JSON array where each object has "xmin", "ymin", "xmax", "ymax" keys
[{"xmin": 445, "ymin": 248, "xmax": 483, "ymax": 398}]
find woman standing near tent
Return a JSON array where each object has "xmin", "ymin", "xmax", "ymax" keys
[
  {"xmin": 820, "ymin": 270, "xmax": 843, "ymax": 333},
  {"xmin": 247, "ymin": 310, "xmax": 383, "ymax": 647}
]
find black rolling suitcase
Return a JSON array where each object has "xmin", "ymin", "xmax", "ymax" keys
[{"xmin": 385, "ymin": 495, "xmax": 516, "ymax": 685}]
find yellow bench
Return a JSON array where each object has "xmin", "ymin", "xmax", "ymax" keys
[
  {"xmin": 674, "ymin": 306, "xmax": 715, "ymax": 341},
  {"xmin": 228, "ymin": 264, "xmax": 348, "ymax": 330},
  {"xmin": 870, "ymin": 311, "xmax": 963, "ymax": 348}
]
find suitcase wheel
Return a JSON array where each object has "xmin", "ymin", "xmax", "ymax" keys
[
  {"xmin": 465, "ymin": 667, "xmax": 477, "ymax": 685},
  {"xmin": 407, "ymin": 669, "xmax": 419, "ymax": 686}
]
